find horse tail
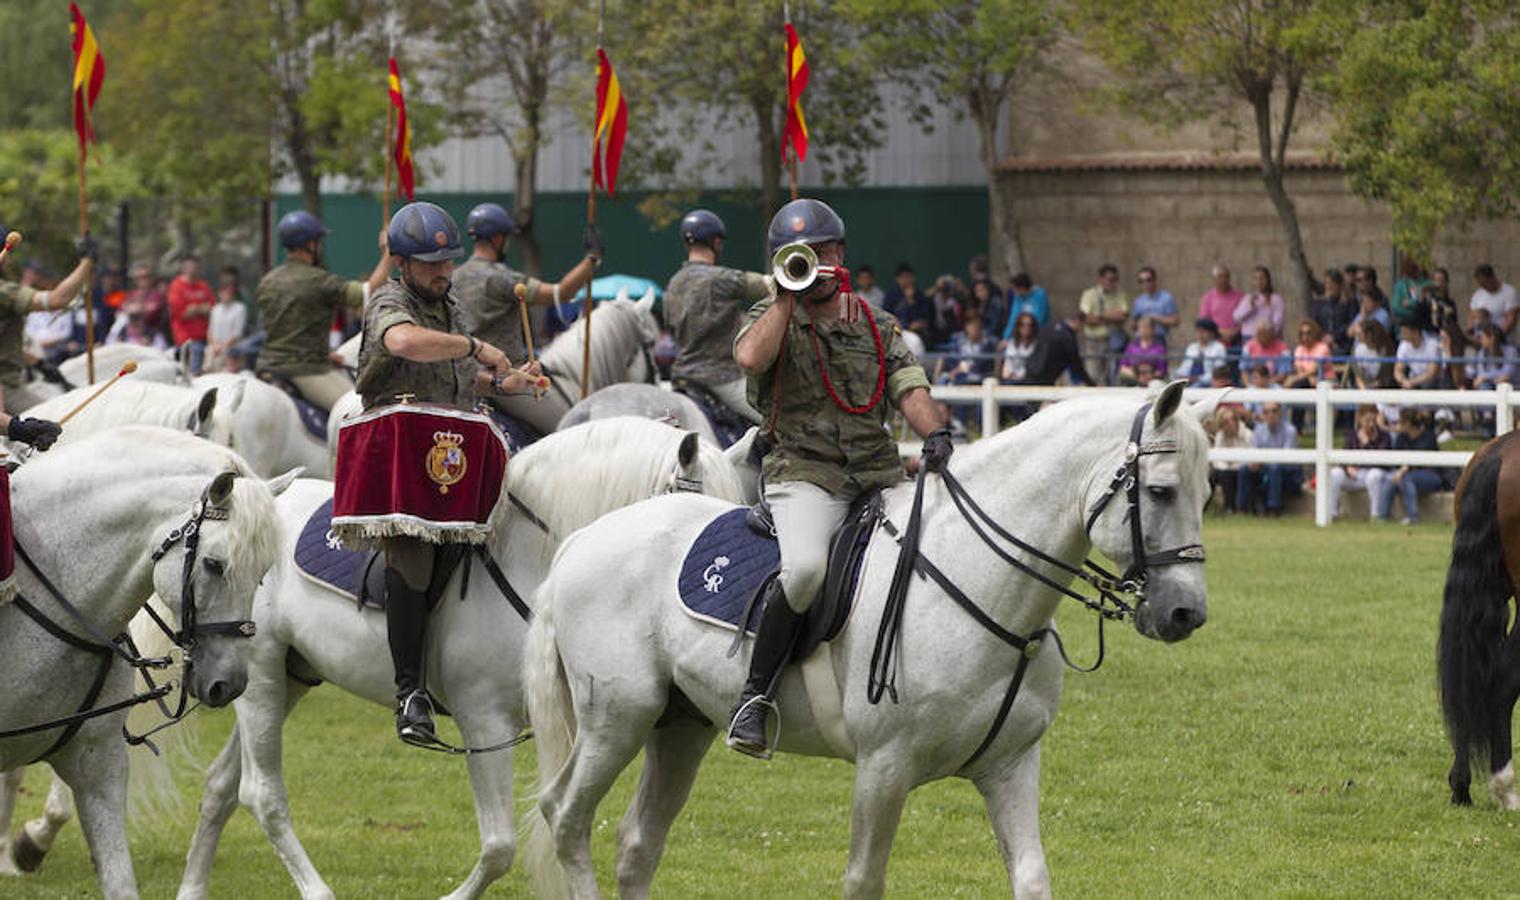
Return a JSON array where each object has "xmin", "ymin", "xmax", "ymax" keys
[
  {"xmin": 1438, "ymin": 446, "xmax": 1513, "ymax": 774},
  {"xmin": 521, "ymin": 580, "xmax": 575, "ymax": 898},
  {"xmin": 124, "ymin": 596, "xmax": 194, "ymax": 826}
]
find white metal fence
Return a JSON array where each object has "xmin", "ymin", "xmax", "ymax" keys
[{"xmin": 917, "ymin": 380, "xmax": 1518, "ymax": 527}]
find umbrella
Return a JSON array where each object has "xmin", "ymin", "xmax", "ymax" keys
[{"xmin": 589, "ymin": 274, "xmax": 663, "ymax": 301}]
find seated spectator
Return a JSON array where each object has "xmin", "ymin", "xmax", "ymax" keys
[
  {"xmin": 168, "ymin": 254, "xmax": 214, "ymax": 375},
  {"xmin": 1471, "ymin": 263, "xmax": 1520, "ymax": 340},
  {"xmin": 928, "ymin": 275, "xmax": 964, "ymax": 347},
  {"xmin": 1209, "ymin": 364, "xmax": 1236, "ymax": 390},
  {"xmin": 1000, "ymin": 312, "xmax": 1038, "ymax": 382},
  {"xmin": 1200, "ymin": 265, "xmax": 1246, "ymax": 347},
  {"xmin": 1019, "ymin": 313, "xmax": 1093, "ymax": 386},
  {"xmin": 1241, "ymin": 364, "xmax": 1280, "ymax": 424},
  {"xmin": 855, "ymin": 265, "xmax": 885, "ymax": 307},
  {"xmin": 1355, "ymin": 265, "xmax": 1388, "ymax": 311},
  {"xmin": 1211, "ymin": 406, "xmax": 1251, "ymax": 513},
  {"xmin": 972, "ymin": 278, "xmax": 1009, "ymax": 339},
  {"xmin": 1131, "ymin": 266, "xmax": 1179, "ymax": 344},
  {"xmin": 1180, "ymin": 318, "xmax": 1229, "ymax": 385},
  {"xmin": 1237, "ymin": 401, "xmax": 1301, "ymax": 516},
  {"xmin": 1283, "ymin": 319, "xmax": 1333, "ymax": 388},
  {"xmin": 1234, "ymin": 266, "xmax": 1287, "ymax": 343},
  {"xmin": 1384, "ymin": 410, "xmax": 1442, "ymax": 524},
  {"xmin": 107, "ymin": 309, "xmax": 168, "ymax": 349},
  {"xmin": 940, "ymin": 314, "xmax": 996, "ymax": 385},
  {"xmin": 1117, "ymin": 315, "xmax": 1168, "ymax": 384},
  {"xmin": 1469, "ymin": 323, "xmax": 1517, "ymax": 389},
  {"xmin": 1133, "ymin": 360, "xmax": 1159, "ymax": 387},
  {"xmin": 1005, "ymin": 272, "xmax": 1048, "ymax": 327},
  {"xmin": 1348, "ymin": 290, "xmax": 1392, "ymax": 342},
  {"xmin": 1243, "ymin": 321, "xmax": 1292, "ymax": 381},
  {"xmin": 1311, "ymin": 269, "xmax": 1358, "ymax": 355},
  {"xmin": 1327, "ymin": 405, "xmax": 1391, "ymax": 521},
  {"xmin": 123, "ymin": 262, "xmax": 169, "ymax": 342},
  {"xmin": 884, "ymin": 263, "xmax": 928, "ymax": 333},
  {"xmin": 1351, "ymin": 319, "xmax": 1396, "ymax": 390},
  {"xmin": 1390, "ymin": 257, "xmax": 1431, "ymax": 333},
  {"xmin": 205, "ymin": 278, "xmax": 249, "ymax": 373},
  {"xmin": 1394, "ymin": 317, "xmax": 1442, "ymax": 390}
]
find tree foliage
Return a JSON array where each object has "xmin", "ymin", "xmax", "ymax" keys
[
  {"xmin": 1330, "ymin": 0, "xmax": 1520, "ymax": 261},
  {"xmin": 0, "ymin": 130, "xmax": 148, "ymax": 267}
]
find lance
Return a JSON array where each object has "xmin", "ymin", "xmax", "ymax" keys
[{"xmin": 580, "ymin": 0, "xmax": 608, "ymax": 401}]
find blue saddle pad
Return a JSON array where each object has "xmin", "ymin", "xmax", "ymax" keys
[
  {"xmin": 292, "ymin": 396, "xmax": 329, "ymax": 441},
  {"xmin": 678, "ymin": 508, "xmax": 780, "ymax": 632},
  {"xmin": 486, "ymin": 409, "xmax": 542, "ymax": 454},
  {"xmin": 293, "ymin": 498, "xmax": 366, "ymax": 599}
]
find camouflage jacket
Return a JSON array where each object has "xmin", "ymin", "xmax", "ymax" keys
[
  {"xmin": 452, "ymin": 255, "xmax": 529, "ymax": 365},
  {"xmin": 0, "ymin": 281, "xmax": 35, "ymax": 388},
  {"xmin": 355, "ymin": 280, "xmax": 477, "ymax": 411},
  {"xmin": 664, "ymin": 261, "xmax": 769, "ymax": 387},
  {"xmin": 255, "ymin": 259, "xmax": 364, "ymax": 376}
]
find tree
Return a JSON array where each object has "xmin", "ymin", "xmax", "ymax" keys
[
  {"xmin": 417, "ymin": 0, "xmax": 589, "ymax": 276},
  {"xmin": 0, "ymin": 130, "xmax": 148, "ymax": 267},
  {"xmin": 611, "ymin": 1, "xmax": 884, "ymax": 238},
  {"xmin": 839, "ymin": 0, "xmax": 1056, "ymax": 281},
  {"xmin": 0, "ymin": 0, "xmax": 135, "ymax": 132},
  {"xmin": 1329, "ymin": 0, "xmax": 1520, "ymax": 262},
  {"xmin": 1073, "ymin": 0, "xmax": 1349, "ymax": 310}
]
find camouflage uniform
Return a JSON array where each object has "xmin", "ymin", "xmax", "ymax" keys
[
  {"xmin": 255, "ymin": 258, "xmax": 366, "ymax": 411},
  {"xmin": 354, "ymin": 279, "xmax": 476, "ymax": 411},
  {"xmin": 0, "ymin": 281, "xmax": 43, "ymax": 414},
  {"xmin": 665, "ymin": 261, "xmax": 769, "ymax": 423},
  {"xmin": 449, "ymin": 256, "xmax": 561, "ymax": 434},
  {"xmin": 737, "ymin": 296, "xmax": 930, "ymax": 611}
]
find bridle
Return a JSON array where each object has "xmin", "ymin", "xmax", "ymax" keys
[
  {"xmin": 0, "ymin": 480, "xmax": 257, "ymax": 760},
  {"xmin": 868, "ymin": 401, "xmax": 1207, "ymax": 770}
]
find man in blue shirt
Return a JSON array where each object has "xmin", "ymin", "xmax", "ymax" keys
[
  {"xmin": 1131, "ymin": 266, "xmax": 1179, "ymax": 343},
  {"xmin": 1238, "ymin": 401, "xmax": 1302, "ymax": 515},
  {"xmin": 1004, "ymin": 272, "xmax": 1049, "ymax": 335}
]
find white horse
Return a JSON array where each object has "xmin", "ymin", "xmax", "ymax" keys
[
  {"xmin": 559, "ymin": 383, "xmax": 721, "ymax": 447},
  {"xmin": 175, "ymin": 417, "xmax": 746, "ymax": 900},
  {"xmin": 57, "ymin": 345, "xmax": 190, "ymax": 390},
  {"xmin": 522, "ymin": 384, "xmax": 1213, "ymax": 899},
  {"xmin": 0, "ymin": 428, "xmax": 288, "ymax": 899},
  {"xmin": 13, "ymin": 380, "xmax": 244, "ymax": 454},
  {"xmin": 194, "ymin": 373, "xmax": 332, "ymax": 478}
]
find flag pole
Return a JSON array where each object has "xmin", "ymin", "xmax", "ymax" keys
[
  {"xmin": 385, "ymin": 92, "xmax": 395, "ymax": 223},
  {"xmin": 581, "ymin": 0, "xmax": 606, "ymax": 401},
  {"xmin": 785, "ymin": 1, "xmax": 797, "ymax": 201},
  {"xmin": 78, "ymin": 97, "xmax": 95, "ymax": 385}
]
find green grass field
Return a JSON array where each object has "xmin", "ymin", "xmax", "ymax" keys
[{"xmin": 8, "ymin": 517, "xmax": 1519, "ymax": 898}]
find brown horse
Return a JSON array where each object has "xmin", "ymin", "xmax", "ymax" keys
[{"xmin": 1439, "ymin": 429, "xmax": 1520, "ymax": 807}]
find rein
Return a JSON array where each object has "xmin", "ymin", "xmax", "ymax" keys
[{"xmin": 867, "ymin": 402, "xmax": 1207, "ymax": 770}]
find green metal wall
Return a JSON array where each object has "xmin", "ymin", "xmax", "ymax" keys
[{"xmin": 274, "ymin": 187, "xmax": 989, "ymax": 287}]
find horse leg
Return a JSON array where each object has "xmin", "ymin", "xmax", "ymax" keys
[
  {"xmin": 0, "ymin": 768, "xmax": 23, "ymax": 875},
  {"xmin": 1488, "ymin": 624, "xmax": 1520, "ymax": 810},
  {"xmin": 972, "ymin": 745, "xmax": 1051, "ymax": 900},
  {"xmin": 12, "ymin": 776, "xmax": 75, "ymax": 873},
  {"xmin": 440, "ymin": 709, "xmax": 520, "ymax": 900},
  {"xmin": 615, "ymin": 719, "xmax": 716, "ymax": 900},
  {"xmin": 176, "ymin": 726, "xmax": 244, "ymax": 899},
  {"xmin": 52, "ymin": 739, "xmax": 137, "ymax": 899},
  {"xmin": 842, "ymin": 755, "xmax": 912, "ymax": 900},
  {"xmin": 235, "ymin": 675, "xmax": 333, "ymax": 899}
]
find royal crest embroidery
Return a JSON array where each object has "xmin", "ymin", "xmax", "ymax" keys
[{"xmin": 425, "ymin": 430, "xmax": 468, "ymax": 494}]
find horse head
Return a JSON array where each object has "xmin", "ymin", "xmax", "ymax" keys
[
  {"xmin": 189, "ymin": 381, "xmax": 247, "ymax": 450},
  {"xmin": 1084, "ymin": 379, "xmax": 1210, "ymax": 643}
]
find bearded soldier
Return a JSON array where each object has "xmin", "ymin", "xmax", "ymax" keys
[
  {"xmin": 664, "ymin": 208, "xmax": 771, "ymax": 426},
  {"xmin": 352, "ymin": 201, "xmax": 540, "ymax": 744},
  {"xmin": 451, "ymin": 202, "xmax": 603, "ymax": 433},
  {"xmin": 726, "ymin": 198, "xmax": 952, "ymax": 758},
  {"xmin": 256, "ymin": 210, "xmax": 393, "ymax": 412},
  {"xmin": 0, "ymin": 221, "xmax": 97, "ymax": 415}
]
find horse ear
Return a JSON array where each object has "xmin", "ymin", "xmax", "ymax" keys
[
  {"xmin": 635, "ymin": 287, "xmax": 656, "ymax": 313},
  {"xmin": 1191, "ymin": 390, "xmax": 1226, "ymax": 424},
  {"xmin": 1152, "ymin": 379, "xmax": 1188, "ymax": 427},
  {"xmin": 196, "ymin": 387, "xmax": 219, "ymax": 427},
  {"xmin": 225, "ymin": 378, "xmax": 248, "ymax": 414},
  {"xmin": 723, "ymin": 427, "xmax": 757, "ymax": 468},
  {"xmin": 265, "ymin": 467, "xmax": 304, "ymax": 497},
  {"xmin": 678, "ymin": 431, "xmax": 700, "ymax": 469},
  {"xmin": 208, "ymin": 471, "xmax": 236, "ymax": 506}
]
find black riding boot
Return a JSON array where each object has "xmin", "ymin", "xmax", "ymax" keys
[
  {"xmin": 726, "ymin": 583, "xmax": 804, "ymax": 759},
  {"xmin": 385, "ymin": 569, "xmax": 436, "ymax": 746}
]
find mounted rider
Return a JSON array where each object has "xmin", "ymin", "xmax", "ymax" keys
[
  {"xmin": 451, "ymin": 202, "xmax": 603, "ymax": 433},
  {"xmin": 349, "ymin": 201, "xmax": 541, "ymax": 745},
  {"xmin": 0, "ymin": 219, "xmax": 97, "ymax": 415},
  {"xmin": 727, "ymin": 198, "xmax": 952, "ymax": 758},
  {"xmin": 255, "ymin": 210, "xmax": 393, "ymax": 412},
  {"xmin": 663, "ymin": 208, "xmax": 772, "ymax": 427}
]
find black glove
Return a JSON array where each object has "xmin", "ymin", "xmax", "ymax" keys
[
  {"xmin": 8, "ymin": 416, "xmax": 61, "ymax": 451},
  {"xmin": 583, "ymin": 224, "xmax": 605, "ymax": 264},
  {"xmin": 76, "ymin": 234, "xmax": 99, "ymax": 262},
  {"xmin": 920, "ymin": 427, "xmax": 954, "ymax": 473}
]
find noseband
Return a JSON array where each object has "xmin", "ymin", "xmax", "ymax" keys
[{"xmin": 146, "ymin": 484, "xmax": 258, "ymax": 645}]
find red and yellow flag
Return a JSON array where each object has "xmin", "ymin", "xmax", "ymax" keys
[
  {"xmin": 784, "ymin": 23, "xmax": 810, "ymax": 163},
  {"xmin": 388, "ymin": 57, "xmax": 415, "ymax": 201},
  {"xmin": 593, "ymin": 48, "xmax": 628, "ymax": 196},
  {"xmin": 69, "ymin": 3, "xmax": 106, "ymax": 151}
]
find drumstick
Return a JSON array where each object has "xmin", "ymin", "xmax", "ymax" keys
[
  {"xmin": 58, "ymin": 361, "xmax": 138, "ymax": 425},
  {"xmin": 513, "ymin": 282, "xmax": 544, "ymax": 399},
  {"xmin": 0, "ymin": 231, "xmax": 21, "ymax": 267}
]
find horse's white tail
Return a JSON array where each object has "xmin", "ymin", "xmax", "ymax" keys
[
  {"xmin": 123, "ymin": 596, "xmax": 193, "ymax": 827},
  {"xmin": 520, "ymin": 589, "xmax": 575, "ymax": 899}
]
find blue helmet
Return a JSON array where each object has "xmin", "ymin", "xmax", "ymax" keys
[
  {"xmin": 387, "ymin": 201, "xmax": 463, "ymax": 263},
  {"xmin": 466, "ymin": 202, "xmax": 516, "ymax": 239},
  {"xmin": 277, "ymin": 210, "xmax": 328, "ymax": 249},
  {"xmin": 680, "ymin": 209, "xmax": 726, "ymax": 247},
  {"xmin": 767, "ymin": 198, "xmax": 845, "ymax": 254}
]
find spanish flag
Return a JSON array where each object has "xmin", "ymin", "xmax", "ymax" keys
[
  {"xmin": 69, "ymin": 3, "xmax": 105, "ymax": 151},
  {"xmin": 784, "ymin": 23, "xmax": 809, "ymax": 162},
  {"xmin": 388, "ymin": 57, "xmax": 415, "ymax": 201},
  {"xmin": 593, "ymin": 48, "xmax": 628, "ymax": 196}
]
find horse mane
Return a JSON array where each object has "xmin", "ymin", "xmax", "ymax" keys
[
  {"xmin": 23, "ymin": 380, "xmax": 197, "ymax": 429},
  {"xmin": 505, "ymin": 417, "xmax": 744, "ymax": 542},
  {"xmin": 538, "ymin": 299, "xmax": 654, "ymax": 390}
]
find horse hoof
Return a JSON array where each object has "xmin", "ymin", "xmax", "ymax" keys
[
  {"xmin": 1450, "ymin": 790, "xmax": 1473, "ymax": 806},
  {"xmin": 10, "ymin": 828, "xmax": 45, "ymax": 873}
]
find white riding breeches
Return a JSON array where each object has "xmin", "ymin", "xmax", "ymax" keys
[{"xmin": 765, "ymin": 479, "xmax": 854, "ymax": 613}]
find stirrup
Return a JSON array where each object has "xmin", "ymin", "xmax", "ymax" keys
[
  {"xmin": 725, "ymin": 694, "xmax": 781, "ymax": 760},
  {"xmin": 396, "ymin": 690, "xmax": 437, "ymax": 747}
]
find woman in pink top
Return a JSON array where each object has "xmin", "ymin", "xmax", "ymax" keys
[
  {"xmin": 1234, "ymin": 266, "xmax": 1287, "ymax": 339},
  {"xmin": 1283, "ymin": 319, "xmax": 1333, "ymax": 388}
]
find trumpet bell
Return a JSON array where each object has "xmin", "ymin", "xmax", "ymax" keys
[{"xmin": 773, "ymin": 241, "xmax": 819, "ymax": 292}]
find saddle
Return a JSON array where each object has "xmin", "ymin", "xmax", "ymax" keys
[
  {"xmin": 480, "ymin": 406, "xmax": 543, "ymax": 454},
  {"xmin": 293, "ymin": 498, "xmax": 467, "ymax": 612},
  {"xmin": 254, "ymin": 369, "xmax": 329, "ymax": 440},
  {"xmin": 671, "ymin": 376, "xmax": 753, "ymax": 449},
  {"xmin": 678, "ymin": 491, "xmax": 883, "ymax": 662}
]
